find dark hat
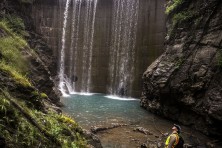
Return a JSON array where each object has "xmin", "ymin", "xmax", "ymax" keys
[{"xmin": 174, "ymin": 124, "xmax": 181, "ymax": 133}]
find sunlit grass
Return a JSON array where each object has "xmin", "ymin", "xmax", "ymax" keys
[
  {"xmin": 0, "ymin": 37, "xmax": 28, "ymax": 73},
  {"xmin": 0, "ymin": 61, "xmax": 31, "ymax": 87},
  {"xmin": 0, "ymin": 19, "xmax": 31, "ymax": 87}
]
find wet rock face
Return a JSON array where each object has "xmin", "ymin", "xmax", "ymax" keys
[{"xmin": 141, "ymin": 0, "xmax": 222, "ymax": 137}]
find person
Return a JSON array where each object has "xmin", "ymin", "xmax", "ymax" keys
[{"xmin": 165, "ymin": 124, "xmax": 181, "ymax": 148}]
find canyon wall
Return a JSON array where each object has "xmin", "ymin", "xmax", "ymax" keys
[{"xmin": 141, "ymin": 0, "xmax": 222, "ymax": 137}]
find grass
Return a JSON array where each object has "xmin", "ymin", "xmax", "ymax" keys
[
  {"xmin": 0, "ymin": 91, "xmax": 87, "ymax": 147},
  {"xmin": 0, "ymin": 61, "xmax": 31, "ymax": 87},
  {"xmin": 0, "ymin": 14, "xmax": 88, "ymax": 148},
  {"xmin": 0, "ymin": 93, "xmax": 52, "ymax": 147},
  {"xmin": 0, "ymin": 19, "xmax": 31, "ymax": 87},
  {"xmin": 0, "ymin": 37, "xmax": 28, "ymax": 73}
]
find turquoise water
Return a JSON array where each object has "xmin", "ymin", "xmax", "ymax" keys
[
  {"xmin": 61, "ymin": 93, "xmax": 155, "ymax": 128},
  {"xmin": 61, "ymin": 94, "xmax": 212, "ymax": 147}
]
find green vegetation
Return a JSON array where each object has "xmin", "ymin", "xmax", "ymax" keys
[
  {"xmin": 0, "ymin": 19, "xmax": 31, "ymax": 87},
  {"xmin": 0, "ymin": 61, "xmax": 31, "ymax": 87},
  {"xmin": 0, "ymin": 91, "xmax": 87, "ymax": 147},
  {"xmin": 172, "ymin": 11, "xmax": 195, "ymax": 26},
  {"xmin": 166, "ymin": 0, "xmax": 184, "ymax": 14},
  {"xmin": 167, "ymin": 10, "xmax": 196, "ymax": 39},
  {"xmin": 4, "ymin": 15, "xmax": 28, "ymax": 37},
  {"xmin": 0, "ymin": 15, "xmax": 88, "ymax": 147},
  {"xmin": 40, "ymin": 93, "xmax": 48, "ymax": 99}
]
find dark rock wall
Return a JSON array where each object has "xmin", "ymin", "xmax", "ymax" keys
[
  {"xmin": 141, "ymin": 0, "xmax": 222, "ymax": 137},
  {"xmin": 31, "ymin": 0, "xmax": 166, "ymax": 97}
]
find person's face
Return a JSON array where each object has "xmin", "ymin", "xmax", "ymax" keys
[{"xmin": 172, "ymin": 126, "xmax": 178, "ymax": 131}]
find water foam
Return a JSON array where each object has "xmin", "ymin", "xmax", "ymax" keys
[{"xmin": 105, "ymin": 95, "xmax": 138, "ymax": 101}]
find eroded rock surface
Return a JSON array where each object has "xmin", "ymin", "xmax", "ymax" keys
[{"xmin": 141, "ymin": 0, "xmax": 222, "ymax": 137}]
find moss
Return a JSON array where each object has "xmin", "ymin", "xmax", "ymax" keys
[
  {"xmin": 166, "ymin": 0, "xmax": 184, "ymax": 14},
  {"xmin": 0, "ymin": 61, "xmax": 31, "ymax": 87},
  {"xmin": 172, "ymin": 11, "xmax": 195, "ymax": 26},
  {"xmin": 40, "ymin": 93, "xmax": 48, "ymax": 99}
]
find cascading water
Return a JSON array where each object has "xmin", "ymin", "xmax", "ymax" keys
[
  {"xmin": 59, "ymin": 0, "xmax": 98, "ymax": 96},
  {"xmin": 81, "ymin": 0, "xmax": 98, "ymax": 93},
  {"xmin": 59, "ymin": 0, "xmax": 71, "ymax": 96},
  {"xmin": 108, "ymin": 0, "xmax": 139, "ymax": 97},
  {"xmin": 68, "ymin": 0, "xmax": 82, "ymax": 92}
]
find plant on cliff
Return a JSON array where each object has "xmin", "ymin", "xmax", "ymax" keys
[
  {"xmin": 0, "ymin": 20, "xmax": 31, "ymax": 87},
  {"xmin": 4, "ymin": 15, "xmax": 29, "ymax": 37},
  {"xmin": 0, "ymin": 90, "xmax": 87, "ymax": 147},
  {"xmin": 0, "ymin": 15, "xmax": 88, "ymax": 147},
  {"xmin": 172, "ymin": 11, "xmax": 195, "ymax": 26},
  {"xmin": 166, "ymin": 0, "xmax": 184, "ymax": 14}
]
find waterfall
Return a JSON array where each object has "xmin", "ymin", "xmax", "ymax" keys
[
  {"xmin": 68, "ymin": 0, "xmax": 82, "ymax": 92},
  {"xmin": 108, "ymin": 0, "xmax": 139, "ymax": 97},
  {"xmin": 59, "ymin": 0, "xmax": 71, "ymax": 96},
  {"xmin": 59, "ymin": 0, "xmax": 98, "ymax": 95},
  {"xmin": 81, "ymin": 0, "xmax": 98, "ymax": 93}
]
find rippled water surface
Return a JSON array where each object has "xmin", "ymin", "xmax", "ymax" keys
[{"xmin": 62, "ymin": 94, "xmax": 213, "ymax": 148}]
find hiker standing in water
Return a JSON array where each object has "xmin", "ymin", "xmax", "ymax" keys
[{"xmin": 165, "ymin": 124, "xmax": 184, "ymax": 148}]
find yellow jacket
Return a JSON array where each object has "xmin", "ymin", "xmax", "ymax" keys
[{"xmin": 165, "ymin": 132, "xmax": 179, "ymax": 148}]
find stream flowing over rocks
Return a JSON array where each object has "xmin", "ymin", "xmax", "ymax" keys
[{"xmin": 141, "ymin": 0, "xmax": 222, "ymax": 138}]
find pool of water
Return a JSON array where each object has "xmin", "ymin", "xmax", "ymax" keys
[{"xmin": 61, "ymin": 93, "xmax": 213, "ymax": 148}]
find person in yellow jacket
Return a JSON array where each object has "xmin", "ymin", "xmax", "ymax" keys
[{"xmin": 165, "ymin": 124, "xmax": 181, "ymax": 148}]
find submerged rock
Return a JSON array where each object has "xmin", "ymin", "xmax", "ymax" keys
[
  {"xmin": 133, "ymin": 127, "xmax": 153, "ymax": 135},
  {"xmin": 91, "ymin": 123, "xmax": 128, "ymax": 133}
]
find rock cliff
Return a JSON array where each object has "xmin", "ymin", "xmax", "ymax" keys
[{"xmin": 141, "ymin": 0, "xmax": 222, "ymax": 137}]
